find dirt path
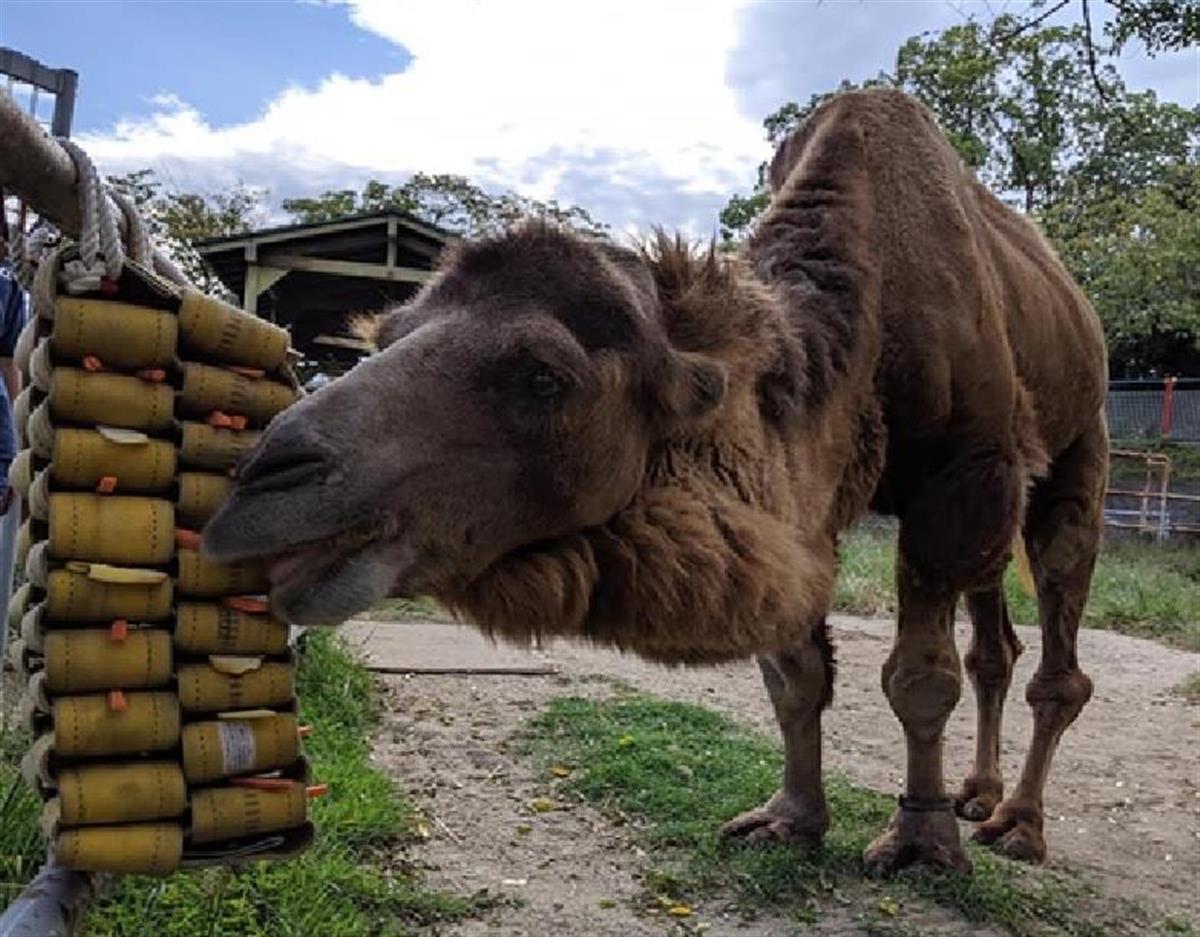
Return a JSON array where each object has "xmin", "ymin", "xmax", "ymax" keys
[{"xmin": 366, "ymin": 615, "xmax": 1200, "ymax": 934}]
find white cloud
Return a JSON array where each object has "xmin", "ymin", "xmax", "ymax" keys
[
  {"xmin": 74, "ymin": 0, "xmax": 1198, "ymax": 235},
  {"xmin": 78, "ymin": 0, "xmax": 770, "ymax": 234}
]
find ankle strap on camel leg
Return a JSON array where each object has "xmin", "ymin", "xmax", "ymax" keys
[{"xmin": 898, "ymin": 794, "xmax": 954, "ymax": 812}]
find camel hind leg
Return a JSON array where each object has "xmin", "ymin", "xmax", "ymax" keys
[
  {"xmin": 974, "ymin": 416, "xmax": 1107, "ymax": 862},
  {"xmin": 955, "ymin": 584, "xmax": 1023, "ymax": 821}
]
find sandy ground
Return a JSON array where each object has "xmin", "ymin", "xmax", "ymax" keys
[{"xmin": 367, "ymin": 615, "xmax": 1200, "ymax": 935}]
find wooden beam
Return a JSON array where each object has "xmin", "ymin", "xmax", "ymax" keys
[
  {"xmin": 194, "ymin": 213, "xmax": 449, "ymax": 255},
  {"xmin": 261, "ymin": 253, "xmax": 432, "ymax": 284},
  {"xmin": 386, "ymin": 216, "xmax": 398, "ymax": 268},
  {"xmin": 313, "ymin": 334, "xmax": 374, "ymax": 352}
]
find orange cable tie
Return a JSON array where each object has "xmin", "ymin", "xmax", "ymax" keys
[{"xmin": 96, "ymin": 475, "xmax": 119, "ymax": 494}]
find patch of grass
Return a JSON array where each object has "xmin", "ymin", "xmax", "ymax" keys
[
  {"xmin": 1111, "ymin": 440, "xmax": 1200, "ymax": 481},
  {"xmin": 361, "ymin": 597, "xmax": 447, "ymax": 622},
  {"xmin": 1173, "ymin": 673, "xmax": 1200, "ymax": 703},
  {"xmin": 836, "ymin": 527, "xmax": 1200, "ymax": 650},
  {"xmin": 520, "ymin": 695, "xmax": 1161, "ymax": 936},
  {"xmin": 0, "ymin": 723, "xmax": 45, "ymax": 905},
  {"xmin": 1, "ymin": 632, "xmax": 481, "ymax": 936}
]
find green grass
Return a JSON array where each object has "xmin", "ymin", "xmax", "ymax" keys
[
  {"xmin": 0, "ymin": 722, "xmax": 44, "ymax": 906},
  {"xmin": 1174, "ymin": 672, "xmax": 1200, "ymax": 703},
  {"xmin": 519, "ymin": 694, "xmax": 1175, "ymax": 936},
  {"xmin": 1, "ymin": 632, "xmax": 481, "ymax": 936},
  {"xmin": 360, "ymin": 597, "xmax": 447, "ymax": 622},
  {"xmin": 1111, "ymin": 440, "xmax": 1200, "ymax": 482},
  {"xmin": 835, "ymin": 527, "xmax": 1200, "ymax": 651}
]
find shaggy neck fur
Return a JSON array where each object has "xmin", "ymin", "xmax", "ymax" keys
[{"xmin": 444, "ymin": 117, "xmax": 885, "ymax": 664}]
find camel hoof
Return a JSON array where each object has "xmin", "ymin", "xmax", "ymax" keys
[
  {"xmin": 971, "ymin": 799, "xmax": 1047, "ymax": 864},
  {"xmin": 954, "ymin": 776, "xmax": 1003, "ymax": 823},
  {"xmin": 719, "ymin": 792, "xmax": 827, "ymax": 847},
  {"xmin": 862, "ymin": 806, "xmax": 973, "ymax": 878},
  {"xmin": 957, "ymin": 797, "xmax": 996, "ymax": 822}
]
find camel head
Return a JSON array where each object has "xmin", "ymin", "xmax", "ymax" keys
[{"xmin": 204, "ymin": 223, "xmax": 838, "ymax": 660}]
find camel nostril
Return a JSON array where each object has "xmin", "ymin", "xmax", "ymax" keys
[{"xmin": 236, "ymin": 450, "xmax": 330, "ymax": 495}]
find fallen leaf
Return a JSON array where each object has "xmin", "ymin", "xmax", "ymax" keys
[
  {"xmin": 529, "ymin": 797, "xmax": 558, "ymax": 813},
  {"xmin": 515, "ymin": 824, "xmax": 533, "ymax": 835},
  {"xmin": 617, "ymin": 735, "xmax": 636, "ymax": 749},
  {"xmin": 667, "ymin": 904, "xmax": 693, "ymax": 918},
  {"xmin": 597, "ymin": 898, "xmax": 616, "ymax": 909},
  {"xmin": 877, "ymin": 896, "xmax": 899, "ymax": 917},
  {"xmin": 550, "ymin": 765, "xmax": 572, "ymax": 778}
]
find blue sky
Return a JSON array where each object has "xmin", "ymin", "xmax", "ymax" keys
[
  {"xmin": 2, "ymin": 0, "xmax": 1196, "ymax": 235},
  {"xmin": 1, "ymin": 0, "xmax": 406, "ymax": 128}
]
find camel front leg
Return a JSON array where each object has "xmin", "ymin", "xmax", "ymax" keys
[
  {"xmin": 719, "ymin": 621, "xmax": 834, "ymax": 845},
  {"xmin": 863, "ymin": 553, "xmax": 971, "ymax": 876}
]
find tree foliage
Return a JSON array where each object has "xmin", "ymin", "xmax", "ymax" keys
[
  {"xmin": 106, "ymin": 169, "xmax": 261, "ymax": 296},
  {"xmin": 281, "ymin": 174, "xmax": 609, "ymax": 238},
  {"xmin": 718, "ymin": 3, "xmax": 1199, "ymax": 376}
]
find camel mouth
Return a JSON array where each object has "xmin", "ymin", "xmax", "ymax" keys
[{"xmin": 258, "ymin": 527, "xmax": 413, "ymax": 626}]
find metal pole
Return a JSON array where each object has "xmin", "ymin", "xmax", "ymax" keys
[{"xmin": 0, "ymin": 861, "xmax": 98, "ymax": 937}]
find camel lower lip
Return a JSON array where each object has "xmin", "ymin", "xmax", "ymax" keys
[{"xmin": 266, "ymin": 545, "xmax": 332, "ymax": 587}]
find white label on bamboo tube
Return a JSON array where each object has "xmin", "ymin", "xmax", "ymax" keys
[{"xmin": 218, "ymin": 721, "xmax": 256, "ymax": 775}]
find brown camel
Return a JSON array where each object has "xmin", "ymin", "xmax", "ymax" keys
[{"xmin": 205, "ymin": 88, "xmax": 1108, "ymax": 875}]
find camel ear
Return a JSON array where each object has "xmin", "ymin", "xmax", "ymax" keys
[{"xmin": 658, "ymin": 350, "xmax": 726, "ymax": 424}]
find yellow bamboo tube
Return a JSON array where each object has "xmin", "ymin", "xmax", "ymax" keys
[
  {"xmin": 49, "ymin": 369, "xmax": 175, "ymax": 431},
  {"xmin": 45, "ymin": 567, "xmax": 173, "ymax": 622},
  {"xmin": 178, "ymin": 289, "xmax": 290, "ymax": 370},
  {"xmin": 14, "ymin": 388, "xmax": 36, "ymax": 450},
  {"xmin": 177, "ymin": 663, "xmax": 294, "ymax": 712},
  {"xmin": 53, "ymin": 691, "xmax": 180, "ymax": 756},
  {"xmin": 56, "ymin": 823, "xmax": 182, "ymax": 875},
  {"xmin": 26, "ymin": 468, "xmax": 49, "ymax": 520},
  {"xmin": 176, "ymin": 472, "xmax": 233, "ymax": 527},
  {"xmin": 57, "ymin": 761, "xmax": 187, "ymax": 825},
  {"xmin": 51, "ymin": 296, "xmax": 178, "ymax": 368},
  {"xmin": 190, "ymin": 783, "xmax": 307, "ymax": 844},
  {"xmin": 178, "ymin": 422, "xmax": 261, "ymax": 471},
  {"xmin": 51, "ymin": 428, "xmax": 176, "ymax": 492},
  {"xmin": 179, "ymin": 362, "xmax": 298, "ymax": 426},
  {"xmin": 8, "ymin": 582, "xmax": 30, "ymax": 632},
  {"xmin": 25, "ymin": 398, "xmax": 52, "ymax": 458},
  {"xmin": 47, "ymin": 493, "xmax": 174, "ymax": 564},
  {"xmin": 14, "ymin": 520, "xmax": 32, "ymax": 572},
  {"xmin": 44, "ymin": 629, "xmax": 173, "ymax": 693},
  {"xmin": 174, "ymin": 603, "xmax": 289, "ymax": 656},
  {"xmin": 176, "ymin": 549, "xmax": 268, "ymax": 597},
  {"xmin": 181, "ymin": 714, "xmax": 300, "ymax": 782},
  {"xmin": 9, "ymin": 448, "xmax": 33, "ymax": 498}
]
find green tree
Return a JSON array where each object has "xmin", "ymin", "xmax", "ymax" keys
[
  {"xmin": 1044, "ymin": 162, "xmax": 1200, "ymax": 377},
  {"xmin": 717, "ymin": 9, "xmax": 1199, "ymax": 375},
  {"xmin": 107, "ymin": 169, "xmax": 260, "ymax": 295},
  {"xmin": 282, "ymin": 174, "xmax": 609, "ymax": 238}
]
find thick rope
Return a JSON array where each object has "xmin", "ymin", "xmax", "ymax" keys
[
  {"xmin": 56, "ymin": 138, "xmax": 125, "ymax": 293},
  {"xmin": 111, "ymin": 191, "xmax": 152, "ymax": 268}
]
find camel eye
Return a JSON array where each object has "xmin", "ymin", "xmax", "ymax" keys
[{"xmin": 528, "ymin": 366, "xmax": 567, "ymax": 400}]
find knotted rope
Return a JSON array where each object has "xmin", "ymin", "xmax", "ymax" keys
[{"xmin": 56, "ymin": 138, "xmax": 125, "ymax": 294}]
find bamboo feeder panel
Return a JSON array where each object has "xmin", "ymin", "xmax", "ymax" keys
[{"xmin": 12, "ymin": 246, "xmax": 319, "ymax": 876}]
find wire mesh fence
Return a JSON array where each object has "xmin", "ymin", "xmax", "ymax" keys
[{"xmin": 1106, "ymin": 380, "xmax": 1200, "ymax": 443}]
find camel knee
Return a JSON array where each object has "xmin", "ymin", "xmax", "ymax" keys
[
  {"xmin": 884, "ymin": 657, "xmax": 962, "ymax": 742},
  {"xmin": 1025, "ymin": 669, "xmax": 1092, "ymax": 728},
  {"xmin": 965, "ymin": 635, "xmax": 1021, "ymax": 691}
]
